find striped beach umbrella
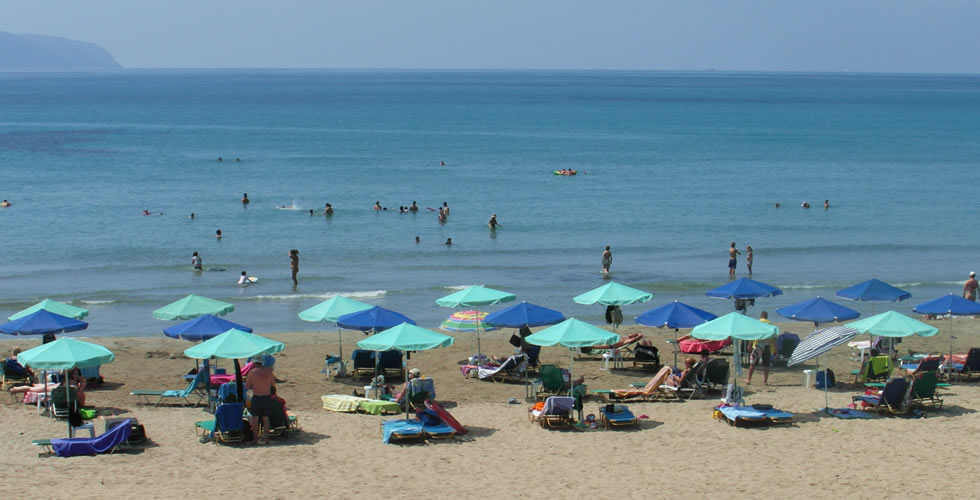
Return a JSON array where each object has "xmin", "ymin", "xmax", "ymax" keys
[
  {"xmin": 440, "ymin": 310, "xmax": 497, "ymax": 333},
  {"xmin": 788, "ymin": 326, "xmax": 861, "ymax": 412}
]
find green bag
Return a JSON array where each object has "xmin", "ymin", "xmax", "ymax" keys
[{"xmin": 79, "ymin": 408, "xmax": 97, "ymax": 420}]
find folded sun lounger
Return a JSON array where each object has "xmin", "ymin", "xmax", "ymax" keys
[
  {"xmin": 715, "ymin": 406, "xmax": 794, "ymax": 427},
  {"xmin": 382, "ymin": 419, "xmax": 424, "ymax": 444},
  {"xmin": 599, "ymin": 405, "xmax": 637, "ymax": 429}
]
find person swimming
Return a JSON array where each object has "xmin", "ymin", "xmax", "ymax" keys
[
  {"xmin": 1, "ymin": 200, "xmax": 11, "ymax": 207},
  {"xmin": 445, "ymin": 238, "xmax": 452, "ymax": 246},
  {"xmin": 323, "ymin": 203, "xmax": 333, "ymax": 215},
  {"xmin": 238, "ymin": 271, "xmax": 249, "ymax": 285},
  {"xmin": 188, "ymin": 213, "xmax": 195, "ymax": 219},
  {"xmin": 309, "ymin": 209, "xmax": 314, "ymax": 216},
  {"xmin": 373, "ymin": 201, "xmax": 382, "ymax": 210},
  {"xmin": 409, "ymin": 201, "xmax": 418, "ymax": 212},
  {"xmin": 488, "ymin": 213, "xmax": 498, "ymax": 229},
  {"xmin": 242, "ymin": 193, "xmax": 250, "ymax": 204},
  {"xmin": 216, "ymin": 229, "xmax": 222, "ymax": 240}
]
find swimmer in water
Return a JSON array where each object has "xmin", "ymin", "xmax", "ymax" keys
[
  {"xmin": 238, "ymin": 271, "xmax": 249, "ymax": 285},
  {"xmin": 143, "ymin": 209, "xmax": 151, "ymax": 216},
  {"xmin": 216, "ymin": 229, "xmax": 222, "ymax": 240},
  {"xmin": 188, "ymin": 213, "xmax": 195, "ymax": 219},
  {"xmin": 415, "ymin": 235, "xmax": 420, "ymax": 244},
  {"xmin": 374, "ymin": 201, "xmax": 382, "ymax": 211},
  {"xmin": 309, "ymin": 209, "xmax": 314, "ymax": 216},
  {"xmin": 440, "ymin": 160, "xmax": 445, "ymax": 166},
  {"xmin": 445, "ymin": 238, "xmax": 452, "ymax": 246},
  {"xmin": 323, "ymin": 203, "xmax": 333, "ymax": 216},
  {"xmin": 488, "ymin": 213, "xmax": 498, "ymax": 229},
  {"xmin": 1, "ymin": 200, "xmax": 11, "ymax": 207},
  {"xmin": 409, "ymin": 201, "xmax": 418, "ymax": 212},
  {"xmin": 192, "ymin": 251, "xmax": 203, "ymax": 271},
  {"xmin": 824, "ymin": 199, "xmax": 829, "ymax": 209},
  {"xmin": 242, "ymin": 193, "xmax": 250, "ymax": 204},
  {"xmin": 801, "ymin": 202, "xmax": 810, "ymax": 208}
]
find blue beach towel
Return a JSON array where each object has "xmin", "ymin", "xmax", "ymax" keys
[
  {"xmin": 382, "ymin": 419, "xmax": 423, "ymax": 444},
  {"xmin": 718, "ymin": 406, "xmax": 793, "ymax": 421},
  {"xmin": 826, "ymin": 408, "xmax": 872, "ymax": 419},
  {"xmin": 51, "ymin": 418, "xmax": 132, "ymax": 457}
]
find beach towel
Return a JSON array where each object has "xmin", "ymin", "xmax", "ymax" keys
[
  {"xmin": 826, "ymin": 408, "xmax": 872, "ymax": 419},
  {"xmin": 716, "ymin": 406, "xmax": 793, "ymax": 426},
  {"xmin": 51, "ymin": 418, "xmax": 133, "ymax": 457},
  {"xmin": 382, "ymin": 419, "xmax": 424, "ymax": 444},
  {"xmin": 321, "ymin": 394, "xmax": 368, "ymax": 413}
]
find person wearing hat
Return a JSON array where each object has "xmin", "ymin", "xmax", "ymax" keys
[
  {"xmin": 393, "ymin": 368, "xmax": 423, "ymax": 406},
  {"xmin": 964, "ymin": 272, "xmax": 979, "ymax": 302},
  {"xmin": 245, "ymin": 355, "xmax": 276, "ymax": 444}
]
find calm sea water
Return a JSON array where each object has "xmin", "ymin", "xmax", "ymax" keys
[{"xmin": 1, "ymin": 69, "xmax": 978, "ymax": 337}]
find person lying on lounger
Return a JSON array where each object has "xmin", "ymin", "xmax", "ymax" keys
[{"xmin": 667, "ymin": 357, "xmax": 697, "ymax": 387}]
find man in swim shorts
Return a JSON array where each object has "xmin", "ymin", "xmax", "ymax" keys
[
  {"xmin": 245, "ymin": 355, "xmax": 276, "ymax": 444},
  {"xmin": 728, "ymin": 242, "xmax": 740, "ymax": 276}
]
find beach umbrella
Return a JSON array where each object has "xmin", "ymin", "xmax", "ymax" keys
[
  {"xmin": 484, "ymin": 301, "xmax": 566, "ymax": 329},
  {"xmin": 9, "ymin": 299, "xmax": 89, "ymax": 321},
  {"xmin": 356, "ymin": 323, "xmax": 454, "ymax": 419},
  {"xmin": 299, "ymin": 296, "xmax": 374, "ymax": 376},
  {"xmin": 525, "ymin": 318, "xmax": 619, "ymax": 406},
  {"xmin": 787, "ymin": 326, "xmax": 861, "ymax": 412},
  {"xmin": 912, "ymin": 294, "xmax": 980, "ymax": 379},
  {"xmin": 163, "ymin": 314, "xmax": 252, "ymax": 341},
  {"xmin": 692, "ymin": 312, "xmax": 780, "ymax": 402},
  {"xmin": 0, "ymin": 309, "xmax": 88, "ymax": 336},
  {"xmin": 184, "ymin": 329, "xmax": 284, "ymax": 402},
  {"xmin": 844, "ymin": 310, "xmax": 939, "ymax": 338},
  {"xmin": 835, "ymin": 279, "xmax": 911, "ymax": 357},
  {"xmin": 336, "ymin": 306, "xmax": 415, "ymax": 333},
  {"xmin": 705, "ymin": 278, "xmax": 783, "ymax": 299},
  {"xmin": 573, "ymin": 282, "xmax": 653, "ymax": 331},
  {"xmin": 152, "ymin": 294, "xmax": 234, "ymax": 321},
  {"xmin": 436, "ymin": 286, "xmax": 516, "ymax": 362},
  {"xmin": 775, "ymin": 297, "xmax": 860, "ymax": 326},
  {"xmin": 440, "ymin": 310, "xmax": 498, "ymax": 332},
  {"xmin": 17, "ymin": 338, "xmax": 114, "ymax": 436},
  {"xmin": 635, "ymin": 301, "xmax": 718, "ymax": 367}
]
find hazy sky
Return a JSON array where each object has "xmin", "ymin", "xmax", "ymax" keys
[{"xmin": 6, "ymin": 0, "xmax": 979, "ymax": 72}]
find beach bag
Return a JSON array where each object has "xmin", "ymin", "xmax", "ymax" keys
[
  {"xmin": 815, "ymin": 369, "xmax": 836, "ymax": 389},
  {"xmin": 509, "ymin": 334, "xmax": 523, "ymax": 348}
]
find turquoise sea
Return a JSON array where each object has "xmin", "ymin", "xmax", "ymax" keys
[{"xmin": 1, "ymin": 69, "xmax": 978, "ymax": 337}]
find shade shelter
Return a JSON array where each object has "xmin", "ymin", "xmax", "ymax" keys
[
  {"xmin": 440, "ymin": 310, "xmax": 498, "ymax": 333},
  {"xmin": 163, "ymin": 314, "xmax": 252, "ymax": 341},
  {"xmin": 836, "ymin": 279, "xmax": 911, "ymax": 357},
  {"xmin": 336, "ymin": 306, "xmax": 415, "ymax": 333},
  {"xmin": 635, "ymin": 301, "xmax": 718, "ymax": 367},
  {"xmin": 152, "ymin": 294, "xmax": 234, "ymax": 321},
  {"xmin": 299, "ymin": 296, "xmax": 374, "ymax": 376},
  {"xmin": 17, "ymin": 338, "xmax": 115, "ymax": 436},
  {"xmin": 912, "ymin": 294, "xmax": 980, "ymax": 378},
  {"xmin": 788, "ymin": 326, "xmax": 861, "ymax": 412},
  {"xmin": 436, "ymin": 286, "xmax": 516, "ymax": 362},
  {"xmin": 573, "ymin": 282, "xmax": 653, "ymax": 331},
  {"xmin": 184, "ymin": 329, "xmax": 284, "ymax": 402},
  {"xmin": 845, "ymin": 311, "xmax": 938, "ymax": 382},
  {"xmin": 356, "ymin": 323, "xmax": 454, "ymax": 419},
  {"xmin": 706, "ymin": 278, "xmax": 783, "ymax": 299},
  {"xmin": 9, "ymin": 299, "xmax": 89, "ymax": 321},
  {"xmin": 775, "ymin": 297, "xmax": 860, "ymax": 327},
  {"xmin": 485, "ymin": 301, "xmax": 566, "ymax": 399},
  {"xmin": 0, "ymin": 310, "xmax": 88, "ymax": 336},
  {"xmin": 525, "ymin": 318, "xmax": 619, "ymax": 408},
  {"xmin": 692, "ymin": 312, "xmax": 780, "ymax": 403}
]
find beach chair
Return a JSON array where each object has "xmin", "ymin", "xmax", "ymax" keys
[
  {"xmin": 382, "ymin": 419, "xmax": 425, "ymax": 444},
  {"xmin": 49, "ymin": 386, "xmax": 80, "ymax": 419},
  {"xmin": 396, "ymin": 377, "xmax": 435, "ymax": 410},
  {"xmin": 351, "ymin": 350, "xmax": 375, "ymax": 377},
  {"xmin": 598, "ymin": 404, "xmax": 638, "ymax": 429},
  {"xmin": 632, "ymin": 345, "xmax": 660, "ymax": 371},
  {"xmin": 666, "ymin": 361, "xmax": 708, "ymax": 400},
  {"xmin": 528, "ymin": 396, "xmax": 575, "ymax": 428},
  {"xmin": 903, "ymin": 355, "xmax": 943, "ymax": 375},
  {"xmin": 196, "ymin": 402, "xmax": 246, "ymax": 444},
  {"xmin": 1, "ymin": 359, "xmax": 31, "ymax": 390},
  {"xmin": 593, "ymin": 366, "xmax": 675, "ymax": 401},
  {"xmin": 950, "ymin": 348, "xmax": 980, "ymax": 380},
  {"xmin": 852, "ymin": 377, "xmax": 910, "ymax": 415},
  {"xmin": 33, "ymin": 418, "xmax": 133, "ymax": 457},
  {"xmin": 416, "ymin": 409, "xmax": 457, "ymax": 439},
  {"xmin": 702, "ymin": 358, "xmax": 730, "ymax": 391},
  {"xmin": 265, "ymin": 400, "xmax": 294, "ymax": 438},
  {"xmin": 776, "ymin": 333, "xmax": 800, "ymax": 364},
  {"xmin": 380, "ymin": 351, "xmax": 404, "ymax": 378},
  {"xmin": 477, "ymin": 354, "xmax": 527, "ymax": 383},
  {"xmin": 853, "ymin": 355, "xmax": 892, "ymax": 384},
  {"xmin": 131, "ymin": 371, "xmax": 206, "ymax": 407},
  {"xmin": 534, "ymin": 364, "xmax": 566, "ymax": 398},
  {"xmin": 525, "ymin": 344, "xmax": 541, "ymax": 368},
  {"xmin": 909, "ymin": 371, "xmax": 944, "ymax": 410},
  {"xmin": 79, "ymin": 365, "xmax": 103, "ymax": 387}
]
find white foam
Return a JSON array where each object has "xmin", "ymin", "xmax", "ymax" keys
[
  {"xmin": 445, "ymin": 284, "xmax": 480, "ymax": 291},
  {"xmin": 79, "ymin": 300, "xmax": 115, "ymax": 305},
  {"xmin": 242, "ymin": 290, "xmax": 387, "ymax": 301}
]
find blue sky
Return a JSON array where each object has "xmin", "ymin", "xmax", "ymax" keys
[{"xmin": 6, "ymin": 0, "xmax": 979, "ymax": 72}]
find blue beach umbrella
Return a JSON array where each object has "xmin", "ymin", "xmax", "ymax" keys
[
  {"xmin": 484, "ymin": 301, "xmax": 565, "ymax": 329},
  {"xmin": 336, "ymin": 306, "xmax": 415, "ymax": 333},
  {"xmin": 163, "ymin": 314, "xmax": 253, "ymax": 341},
  {"xmin": 775, "ymin": 297, "xmax": 860, "ymax": 326},
  {"xmin": 0, "ymin": 309, "xmax": 89, "ymax": 336},
  {"xmin": 635, "ymin": 301, "xmax": 718, "ymax": 367},
  {"xmin": 836, "ymin": 278, "xmax": 911, "ymax": 303},
  {"xmin": 913, "ymin": 294, "xmax": 980, "ymax": 377},
  {"xmin": 705, "ymin": 278, "xmax": 783, "ymax": 299}
]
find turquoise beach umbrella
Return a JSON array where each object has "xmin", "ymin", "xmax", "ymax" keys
[
  {"xmin": 153, "ymin": 294, "xmax": 235, "ymax": 321},
  {"xmin": 844, "ymin": 310, "xmax": 938, "ymax": 338},
  {"xmin": 692, "ymin": 312, "xmax": 780, "ymax": 401},
  {"xmin": 299, "ymin": 296, "xmax": 374, "ymax": 377},
  {"xmin": 525, "ymin": 318, "xmax": 619, "ymax": 403},
  {"xmin": 436, "ymin": 286, "xmax": 516, "ymax": 361},
  {"xmin": 184, "ymin": 328, "xmax": 284, "ymax": 404},
  {"xmin": 9, "ymin": 299, "xmax": 89, "ymax": 321},
  {"xmin": 573, "ymin": 282, "xmax": 653, "ymax": 306}
]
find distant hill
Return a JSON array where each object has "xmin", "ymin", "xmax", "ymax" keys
[{"xmin": 0, "ymin": 32, "xmax": 120, "ymax": 70}]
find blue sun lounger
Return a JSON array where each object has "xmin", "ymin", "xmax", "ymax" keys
[
  {"xmin": 716, "ymin": 406, "xmax": 794, "ymax": 427},
  {"xmin": 599, "ymin": 405, "xmax": 638, "ymax": 429},
  {"xmin": 33, "ymin": 418, "xmax": 133, "ymax": 457},
  {"xmin": 382, "ymin": 419, "xmax": 424, "ymax": 444}
]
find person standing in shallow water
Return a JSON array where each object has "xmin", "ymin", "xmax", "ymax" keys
[
  {"xmin": 728, "ymin": 242, "xmax": 740, "ymax": 276},
  {"xmin": 289, "ymin": 249, "xmax": 299, "ymax": 285},
  {"xmin": 601, "ymin": 246, "xmax": 612, "ymax": 273},
  {"xmin": 745, "ymin": 245, "xmax": 753, "ymax": 275}
]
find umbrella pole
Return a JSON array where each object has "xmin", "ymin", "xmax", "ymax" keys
[
  {"xmin": 337, "ymin": 328, "xmax": 346, "ymax": 377},
  {"xmin": 65, "ymin": 369, "xmax": 70, "ymax": 437},
  {"xmin": 476, "ymin": 309, "xmax": 483, "ymax": 365},
  {"xmin": 949, "ymin": 316, "xmax": 955, "ymax": 382},
  {"xmin": 403, "ymin": 351, "xmax": 409, "ymax": 421},
  {"xmin": 203, "ymin": 358, "xmax": 213, "ymax": 413},
  {"xmin": 234, "ymin": 358, "xmax": 243, "ymax": 404},
  {"xmin": 673, "ymin": 328, "xmax": 679, "ymax": 368}
]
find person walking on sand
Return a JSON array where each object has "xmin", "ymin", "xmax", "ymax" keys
[
  {"xmin": 191, "ymin": 251, "xmax": 203, "ymax": 271},
  {"xmin": 601, "ymin": 246, "xmax": 612, "ymax": 273},
  {"xmin": 964, "ymin": 271, "xmax": 979, "ymax": 302},
  {"xmin": 728, "ymin": 242, "xmax": 740, "ymax": 276},
  {"xmin": 289, "ymin": 249, "xmax": 299, "ymax": 285},
  {"xmin": 745, "ymin": 245, "xmax": 753, "ymax": 275}
]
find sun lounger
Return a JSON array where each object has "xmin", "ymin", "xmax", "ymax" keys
[
  {"xmin": 908, "ymin": 371, "xmax": 943, "ymax": 410},
  {"xmin": 415, "ymin": 408, "xmax": 457, "ymax": 439},
  {"xmin": 579, "ymin": 332, "xmax": 644, "ymax": 359},
  {"xmin": 425, "ymin": 400, "xmax": 467, "ymax": 435},
  {"xmin": 632, "ymin": 345, "xmax": 660, "ymax": 371},
  {"xmin": 852, "ymin": 377, "xmax": 910, "ymax": 415},
  {"xmin": 34, "ymin": 418, "xmax": 133, "ymax": 457},
  {"xmin": 677, "ymin": 335, "xmax": 732, "ymax": 354},
  {"xmin": 533, "ymin": 364, "xmax": 567, "ymax": 398},
  {"xmin": 593, "ymin": 366, "xmax": 675, "ymax": 401},
  {"xmin": 599, "ymin": 404, "xmax": 637, "ymax": 429},
  {"xmin": 949, "ymin": 347, "xmax": 980, "ymax": 379},
  {"xmin": 131, "ymin": 371, "xmax": 206, "ymax": 407},
  {"xmin": 852, "ymin": 355, "xmax": 892, "ymax": 384},
  {"xmin": 477, "ymin": 354, "xmax": 527, "ymax": 383},
  {"xmin": 196, "ymin": 403, "xmax": 246, "ymax": 444},
  {"xmin": 382, "ymin": 419, "xmax": 424, "ymax": 444},
  {"xmin": 210, "ymin": 362, "xmax": 254, "ymax": 386},
  {"xmin": 715, "ymin": 405, "xmax": 794, "ymax": 427},
  {"xmin": 320, "ymin": 394, "xmax": 401, "ymax": 415},
  {"xmin": 529, "ymin": 396, "xmax": 575, "ymax": 428}
]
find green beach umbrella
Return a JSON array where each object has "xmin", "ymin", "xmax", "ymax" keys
[
  {"xmin": 436, "ymin": 286, "xmax": 516, "ymax": 362},
  {"xmin": 9, "ymin": 299, "xmax": 89, "ymax": 321},
  {"xmin": 573, "ymin": 282, "xmax": 653, "ymax": 306},
  {"xmin": 356, "ymin": 323, "xmax": 454, "ymax": 419},
  {"xmin": 153, "ymin": 294, "xmax": 235, "ymax": 321},
  {"xmin": 525, "ymin": 318, "xmax": 619, "ymax": 406},
  {"xmin": 17, "ymin": 338, "xmax": 115, "ymax": 436},
  {"xmin": 691, "ymin": 312, "xmax": 780, "ymax": 402},
  {"xmin": 299, "ymin": 296, "xmax": 374, "ymax": 377},
  {"xmin": 185, "ymin": 328, "xmax": 284, "ymax": 404},
  {"xmin": 844, "ymin": 310, "xmax": 939, "ymax": 338}
]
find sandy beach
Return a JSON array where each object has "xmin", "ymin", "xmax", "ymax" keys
[{"xmin": 3, "ymin": 317, "xmax": 980, "ymax": 499}]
